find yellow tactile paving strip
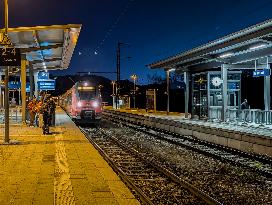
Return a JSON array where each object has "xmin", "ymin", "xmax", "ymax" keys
[
  {"xmin": 104, "ymin": 106, "xmax": 183, "ymax": 116},
  {"xmin": 0, "ymin": 108, "xmax": 140, "ymax": 205}
]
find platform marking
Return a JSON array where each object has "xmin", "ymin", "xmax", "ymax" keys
[{"xmin": 54, "ymin": 126, "xmax": 76, "ymax": 205}]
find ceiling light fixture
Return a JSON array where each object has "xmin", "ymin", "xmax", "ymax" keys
[
  {"xmin": 249, "ymin": 44, "xmax": 266, "ymax": 50},
  {"xmin": 219, "ymin": 53, "xmax": 233, "ymax": 58}
]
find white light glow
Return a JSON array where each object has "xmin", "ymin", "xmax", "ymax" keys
[
  {"xmin": 168, "ymin": 68, "xmax": 176, "ymax": 72},
  {"xmin": 42, "ymin": 62, "xmax": 46, "ymax": 66},
  {"xmin": 92, "ymin": 101, "xmax": 99, "ymax": 108},
  {"xmin": 219, "ymin": 53, "xmax": 233, "ymax": 58},
  {"xmin": 249, "ymin": 44, "xmax": 266, "ymax": 50},
  {"xmin": 84, "ymin": 82, "xmax": 88, "ymax": 86},
  {"xmin": 77, "ymin": 101, "xmax": 82, "ymax": 107}
]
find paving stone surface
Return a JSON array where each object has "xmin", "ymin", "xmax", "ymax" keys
[{"xmin": 0, "ymin": 107, "xmax": 140, "ymax": 205}]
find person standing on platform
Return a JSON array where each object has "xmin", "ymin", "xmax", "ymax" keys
[
  {"xmin": 35, "ymin": 99, "xmax": 43, "ymax": 128},
  {"xmin": 28, "ymin": 97, "xmax": 37, "ymax": 127},
  {"xmin": 42, "ymin": 99, "xmax": 50, "ymax": 135},
  {"xmin": 241, "ymin": 99, "xmax": 249, "ymax": 109},
  {"xmin": 241, "ymin": 99, "xmax": 250, "ymax": 122},
  {"xmin": 49, "ymin": 98, "xmax": 56, "ymax": 126}
]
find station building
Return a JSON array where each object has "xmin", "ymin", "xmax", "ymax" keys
[{"xmin": 148, "ymin": 19, "xmax": 272, "ymax": 125}]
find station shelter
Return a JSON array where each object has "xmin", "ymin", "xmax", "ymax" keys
[
  {"xmin": 148, "ymin": 19, "xmax": 272, "ymax": 125},
  {"xmin": 0, "ymin": 24, "xmax": 81, "ymax": 123}
]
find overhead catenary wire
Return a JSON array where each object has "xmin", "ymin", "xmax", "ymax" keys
[{"xmin": 94, "ymin": 0, "xmax": 136, "ymax": 54}]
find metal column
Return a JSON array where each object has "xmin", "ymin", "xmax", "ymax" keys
[
  {"xmin": 166, "ymin": 70, "xmax": 170, "ymax": 115},
  {"xmin": 29, "ymin": 65, "xmax": 34, "ymax": 100},
  {"xmin": 264, "ymin": 63, "xmax": 271, "ymax": 111},
  {"xmin": 4, "ymin": 67, "xmax": 9, "ymax": 143},
  {"xmin": 34, "ymin": 71, "xmax": 39, "ymax": 98},
  {"xmin": 221, "ymin": 64, "xmax": 228, "ymax": 121},
  {"xmin": 116, "ymin": 42, "xmax": 121, "ymax": 109},
  {"xmin": 0, "ymin": 73, "xmax": 2, "ymax": 107},
  {"xmin": 184, "ymin": 71, "xmax": 189, "ymax": 118},
  {"xmin": 21, "ymin": 57, "xmax": 27, "ymax": 123},
  {"xmin": 4, "ymin": 0, "xmax": 9, "ymax": 143}
]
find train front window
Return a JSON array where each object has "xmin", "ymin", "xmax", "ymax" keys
[{"xmin": 78, "ymin": 90, "xmax": 96, "ymax": 100}]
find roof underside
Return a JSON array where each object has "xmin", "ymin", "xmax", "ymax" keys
[
  {"xmin": 148, "ymin": 19, "xmax": 272, "ymax": 72},
  {"xmin": 0, "ymin": 24, "xmax": 81, "ymax": 71}
]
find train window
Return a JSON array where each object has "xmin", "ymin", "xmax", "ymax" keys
[{"xmin": 78, "ymin": 90, "xmax": 96, "ymax": 100}]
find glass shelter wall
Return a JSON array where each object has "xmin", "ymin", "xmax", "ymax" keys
[
  {"xmin": 192, "ymin": 73, "xmax": 208, "ymax": 119},
  {"xmin": 192, "ymin": 71, "xmax": 241, "ymax": 120}
]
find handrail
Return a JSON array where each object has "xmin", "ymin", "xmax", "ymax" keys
[
  {"xmin": 0, "ymin": 107, "xmax": 22, "ymax": 123},
  {"xmin": 209, "ymin": 107, "xmax": 272, "ymax": 125}
]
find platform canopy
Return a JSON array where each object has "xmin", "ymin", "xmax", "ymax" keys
[
  {"xmin": 0, "ymin": 24, "xmax": 81, "ymax": 71},
  {"xmin": 148, "ymin": 19, "xmax": 272, "ymax": 72}
]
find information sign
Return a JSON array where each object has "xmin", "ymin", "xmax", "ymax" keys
[
  {"xmin": 38, "ymin": 80, "xmax": 55, "ymax": 91},
  {"xmin": 253, "ymin": 69, "xmax": 271, "ymax": 77},
  {"xmin": 8, "ymin": 81, "xmax": 30, "ymax": 91},
  {"xmin": 0, "ymin": 47, "xmax": 21, "ymax": 66},
  {"xmin": 38, "ymin": 71, "xmax": 49, "ymax": 80},
  {"xmin": 0, "ymin": 34, "xmax": 21, "ymax": 66}
]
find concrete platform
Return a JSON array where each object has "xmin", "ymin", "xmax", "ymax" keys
[
  {"xmin": 0, "ymin": 107, "xmax": 140, "ymax": 205},
  {"xmin": 104, "ymin": 108, "xmax": 272, "ymax": 157}
]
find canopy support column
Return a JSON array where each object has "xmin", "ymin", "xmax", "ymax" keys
[
  {"xmin": 21, "ymin": 56, "xmax": 27, "ymax": 124},
  {"xmin": 184, "ymin": 71, "xmax": 189, "ymax": 118},
  {"xmin": 29, "ymin": 66, "xmax": 34, "ymax": 100},
  {"xmin": 34, "ymin": 71, "xmax": 39, "ymax": 98},
  {"xmin": 166, "ymin": 69, "xmax": 170, "ymax": 115},
  {"xmin": 0, "ymin": 73, "xmax": 3, "ymax": 108},
  {"xmin": 264, "ymin": 62, "xmax": 270, "ymax": 111},
  {"xmin": 221, "ymin": 64, "xmax": 228, "ymax": 121}
]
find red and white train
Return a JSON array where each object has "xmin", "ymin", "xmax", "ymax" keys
[{"xmin": 60, "ymin": 81, "xmax": 103, "ymax": 123}]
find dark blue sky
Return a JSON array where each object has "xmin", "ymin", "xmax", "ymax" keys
[{"xmin": 3, "ymin": 0, "xmax": 272, "ymax": 84}]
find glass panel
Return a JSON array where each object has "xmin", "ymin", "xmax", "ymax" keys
[
  {"xmin": 78, "ymin": 90, "xmax": 96, "ymax": 100},
  {"xmin": 192, "ymin": 73, "xmax": 208, "ymax": 119}
]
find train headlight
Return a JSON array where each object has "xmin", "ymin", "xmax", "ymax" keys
[
  {"xmin": 92, "ymin": 101, "xmax": 99, "ymax": 108},
  {"xmin": 77, "ymin": 101, "xmax": 82, "ymax": 107}
]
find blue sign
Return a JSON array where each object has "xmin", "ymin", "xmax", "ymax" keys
[
  {"xmin": 228, "ymin": 82, "xmax": 238, "ymax": 90},
  {"xmin": 253, "ymin": 69, "xmax": 271, "ymax": 77},
  {"xmin": 8, "ymin": 81, "xmax": 30, "ymax": 91},
  {"xmin": 38, "ymin": 72, "xmax": 49, "ymax": 80},
  {"xmin": 8, "ymin": 81, "xmax": 20, "ymax": 90},
  {"xmin": 38, "ymin": 80, "xmax": 55, "ymax": 91}
]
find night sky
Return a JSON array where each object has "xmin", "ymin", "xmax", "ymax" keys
[{"xmin": 2, "ymin": 0, "xmax": 272, "ymax": 84}]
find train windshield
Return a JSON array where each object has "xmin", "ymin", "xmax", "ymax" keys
[{"xmin": 78, "ymin": 90, "xmax": 96, "ymax": 100}]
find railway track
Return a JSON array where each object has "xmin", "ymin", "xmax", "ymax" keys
[
  {"xmin": 80, "ymin": 126, "xmax": 222, "ymax": 205},
  {"xmin": 103, "ymin": 113, "xmax": 272, "ymax": 178}
]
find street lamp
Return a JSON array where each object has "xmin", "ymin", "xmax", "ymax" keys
[
  {"xmin": 130, "ymin": 74, "xmax": 137, "ymax": 109},
  {"xmin": 111, "ymin": 81, "xmax": 116, "ymax": 95},
  {"xmin": 111, "ymin": 81, "xmax": 117, "ymax": 109}
]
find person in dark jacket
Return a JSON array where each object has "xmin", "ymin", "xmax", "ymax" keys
[
  {"xmin": 42, "ymin": 100, "xmax": 50, "ymax": 135},
  {"xmin": 241, "ymin": 99, "xmax": 249, "ymax": 109},
  {"xmin": 48, "ymin": 98, "xmax": 56, "ymax": 126}
]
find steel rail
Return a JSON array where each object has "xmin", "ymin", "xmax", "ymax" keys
[
  {"xmin": 103, "ymin": 110, "xmax": 272, "ymax": 164},
  {"xmin": 103, "ymin": 112, "xmax": 272, "ymax": 178},
  {"xmin": 79, "ymin": 127, "xmax": 154, "ymax": 205},
  {"xmin": 98, "ymin": 127, "xmax": 223, "ymax": 205}
]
